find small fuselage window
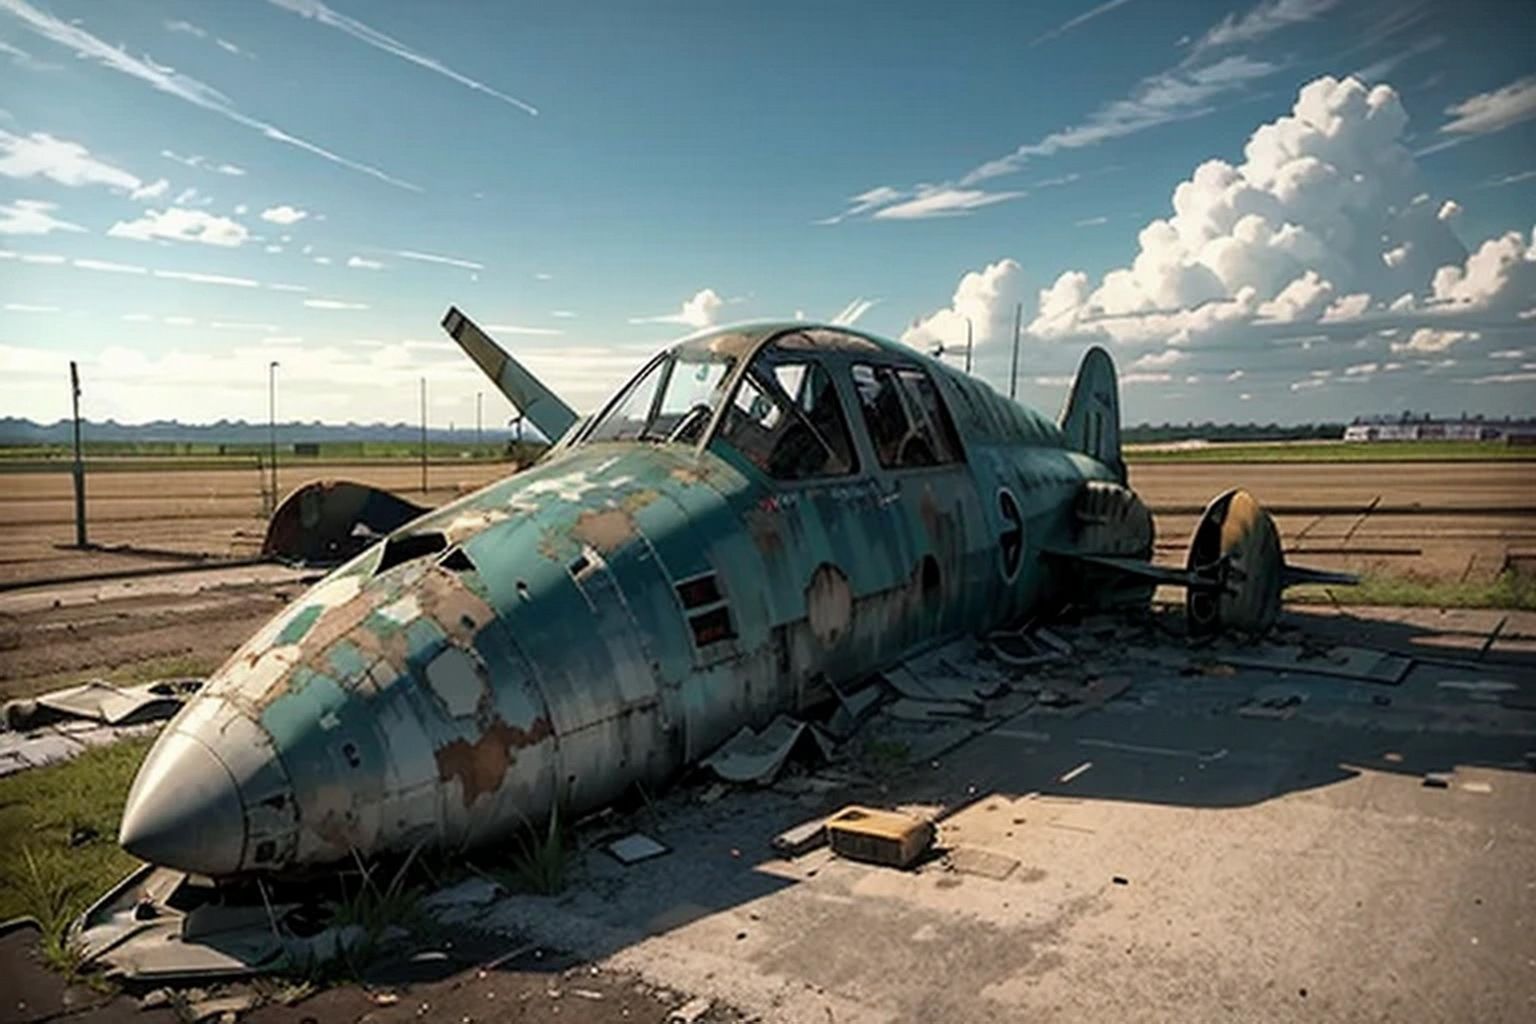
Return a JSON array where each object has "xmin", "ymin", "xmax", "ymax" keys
[
  {"xmin": 851, "ymin": 363, "xmax": 964, "ymax": 469},
  {"xmin": 717, "ymin": 356, "xmax": 858, "ymax": 480}
]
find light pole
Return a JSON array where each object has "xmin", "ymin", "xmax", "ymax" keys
[
  {"xmin": 964, "ymin": 317, "xmax": 973, "ymax": 375},
  {"xmin": 1009, "ymin": 302, "xmax": 1022, "ymax": 400},
  {"xmin": 268, "ymin": 360, "xmax": 279, "ymax": 508},
  {"xmin": 476, "ymin": 390, "xmax": 483, "ymax": 453}
]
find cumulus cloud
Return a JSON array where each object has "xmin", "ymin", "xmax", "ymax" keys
[
  {"xmin": 629, "ymin": 288, "xmax": 726, "ymax": 329},
  {"xmin": 1391, "ymin": 327, "xmax": 1475, "ymax": 353},
  {"xmin": 0, "ymin": 198, "xmax": 83, "ymax": 235},
  {"xmin": 902, "ymin": 259, "xmax": 1026, "ymax": 352},
  {"xmin": 108, "ymin": 207, "xmax": 250, "ymax": 247},
  {"xmin": 1027, "ymin": 76, "xmax": 1470, "ymax": 346},
  {"xmin": 0, "ymin": 129, "xmax": 140, "ymax": 190},
  {"xmin": 901, "ymin": 73, "xmax": 1536, "ymax": 410},
  {"xmin": 260, "ymin": 204, "xmax": 308, "ymax": 225},
  {"xmin": 1429, "ymin": 228, "xmax": 1536, "ymax": 312}
]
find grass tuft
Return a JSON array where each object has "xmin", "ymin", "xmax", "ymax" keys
[
  {"xmin": 1289, "ymin": 569, "xmax": 1536, "ymax": 611},
  {"xmin": 497, "ymin": 804, "xmax": 569, "ymax": 896},
  {"xmin": 0, "ymin": 737, "xmax": 150, "ymax": 934}
]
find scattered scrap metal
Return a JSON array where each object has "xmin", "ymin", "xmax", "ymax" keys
[{"xmin": 0, "ymin": 677, "xmax": 202, "ymax": 778}]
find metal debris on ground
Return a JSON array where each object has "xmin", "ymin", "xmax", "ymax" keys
[
  {"xmin": 607, "ymin": 832, "xmax": 671, "ymax": 865},
  {"xmin": 70, "ymin": 865, "xmax": 372, "ymax": 981},
  {"xmin": 420, "ymin": 876, "xmax": 504, "ymax": 919},
  {"xmin": 0, "ymin": 719, "xmax": 164, "ymax": 778},
  {"xmin": 771, "ymin": 816, "xmax": 830, "ymax": 858},
  {"xmin": 669, "ymin": 995, "xmax": 716, "ymax": 1024},
  {"xmin": 1211, "ymin": 644, "xmax": 1412, "ymax": 685},
  {"xmin": 2, "ymin": 677, "xmax": 201, "ymax": 730},
  {"xmin": 945, "ymin": 846, "xmax": 1020, "ymax": 881},
  {"xmin": 1238, "ymin": 689, "xmax": 1305, "ymax": 720},
  {"xmin": 825, "ymin": 805, "xmax": 934, "ymax": 869},
  {"xmin": 703, "ymin": 714, "xmax": 833, "ymax": 784}
]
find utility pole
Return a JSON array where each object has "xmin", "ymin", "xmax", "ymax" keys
[
  {"xmin": 1009, "ymin": 302, "xmax": 1022, "ymax": 400},
  {"xmin": 964, "ymin": 317, "xmax": 973, "ymax": 375},
  {"xmin": 475, "ymin": 391, "xmax": 483, "ymax": 453},
  {"xmin": 69, "ymin": 361, "xmax": 87, "ymax": 548},
  {"xmin": 419, "ymin": 377, "xmax": 428, "ymax": 494},
  {"xmin": 268, "ymin": 361, "xmax": 279, "ymax": 511}
]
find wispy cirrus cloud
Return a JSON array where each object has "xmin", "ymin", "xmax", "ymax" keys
[
  {"xmin": 161, "ymin": 150, "xmax": 246, "ymax": 176},
  {"xmin": 483, "ymin": 323, "xmax": 564, "ymax": 336},
  {"xmin": 164, "ymin": 18, "xmax": 248, "ymax": 57},
  {"xmin": 872, "ymin": 188, "xmax": 1026, "ymax": 220},
  {"xmin": 1029, "ymin": 0, "xmax": 1136, "ymax": 48},
  {"xmin": 819, "ymin": 48, "xmax": 1277, "ymax": 223},
  {"xmin": 0, "ymin": 198, "xmax": 83, "ymax": 235},
  {"xmin": 304, "ymin": 298, "xmax": 369, "ymax": 310},
  {"xmin": 0, "ymin": 128, "xmax": 140, "ymax": 190},
  {"xmin": 1191, "ymin": 0, "xmax": 1340, "ymax": 55},
  {"xmin": 267, "ymin": 0, "xmax": 537, "ymax": 116},
  {"xmin": 960, "ymin": 54, "xmax": 1276, "ymax": 186},
  {"xmin": 0, "ymin": 0, "xmax": 418, "ymax": 190},
  {"xmin": 394, "ymin": 248, "xmax": 483, "ymax": 270},
  {"xmin": 1422, "ymin": 75, "xmax": 1536, "ymax": 155},
  {"xmin": 830, "ymin": 297, "xmax": 877, "ymax": 326}
]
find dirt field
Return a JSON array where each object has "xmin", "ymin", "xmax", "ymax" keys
[
  {"xmin": 1, "ymin": 459, "xmax": 1531, "ymax": 702},
  {"xmin": 0, "ymin": 461, "xmax": 510, "ymax": 585},
  {"xmin": 2, "ymin": 459, "xmax": 1531, "ymax": 586}
]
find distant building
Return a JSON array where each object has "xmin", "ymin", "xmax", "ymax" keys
[{"xmin": 1344, "ymin": 413, "xmax": 1536, "ymax": 443}]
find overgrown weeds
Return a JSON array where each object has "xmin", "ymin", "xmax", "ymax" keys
[{"xmin": 1289, "ymin": 569, "xmax": 1536, "ymax": 611}]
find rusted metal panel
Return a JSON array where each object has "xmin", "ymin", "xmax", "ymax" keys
[{"xmin": 120, "ymin": 320, "xmax": 1239, "ymax": 880}]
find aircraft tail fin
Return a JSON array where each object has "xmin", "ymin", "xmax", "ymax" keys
[
  {"xmin": 441, "ymin": 307, "xmax": 578, "ymax": 443},
  {"xmin": 1059, "ymin": 345, "xmax": 1125, "ymax": 483}
]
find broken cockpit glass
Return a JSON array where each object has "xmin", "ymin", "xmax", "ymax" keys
[{"xmin": 582, "ymin": 339, "xmax": 741, "ymax": 444}]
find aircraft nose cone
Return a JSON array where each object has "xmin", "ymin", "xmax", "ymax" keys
[{"xmin": 119, "ymin": 731, "xmax": 247, "ymax": 875}]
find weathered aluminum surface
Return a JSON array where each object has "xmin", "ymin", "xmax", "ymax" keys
[{"xmin": 120, "ymin": 323, "xmax": 1130, "ymax": 877}]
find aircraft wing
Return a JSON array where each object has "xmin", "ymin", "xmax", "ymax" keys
[
  {"xmin": 441, "ymin": 306, "xmax": 578, "ymax": 442},
  {"xmin": 1049, "ymin": 550, "xmax": 1359, "ymax": 592}
]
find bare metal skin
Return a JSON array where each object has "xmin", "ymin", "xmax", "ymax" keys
[{"xmin": 121, "ymin": 319, "xmax": 1326, "ymax": 877}]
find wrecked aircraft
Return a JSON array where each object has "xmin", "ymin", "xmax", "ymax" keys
[{"xmin": 118, "ymin": 311, "xmax": 1352, "ymax": 877}]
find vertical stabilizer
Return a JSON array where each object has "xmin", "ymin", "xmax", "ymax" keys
[
  {"xmin": 1059, "ymin": 346, "xmax": 1125, "ymax": 483},
  {"xmin": 441, "ymin": 307, "xmax": 578, "ymax": 442}
]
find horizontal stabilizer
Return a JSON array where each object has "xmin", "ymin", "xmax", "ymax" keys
[
  {"xmin": 1281, "ymin": 564, "xmax": 1360, "ymax": 588},
  {"xmin": 1046, "ymin": 550, "xmax": 1219, "ymax": 590},
  {"xmin": 441, "ymin": 307, "xmax": 578, "ymax": 442}
]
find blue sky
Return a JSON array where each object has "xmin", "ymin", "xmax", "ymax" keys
[{"xmin": 1, "ymin": 0, "xmax": 1532, "ymax": 429}]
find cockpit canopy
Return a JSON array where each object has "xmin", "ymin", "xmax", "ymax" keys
[{"xmin": 577, "ymin": 324, "xmax": 964, "ymax": 482}]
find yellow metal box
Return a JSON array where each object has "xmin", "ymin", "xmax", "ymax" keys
[{"xmin": 825, "ymin": 805, "xmax": 933, "ymax": 868}]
